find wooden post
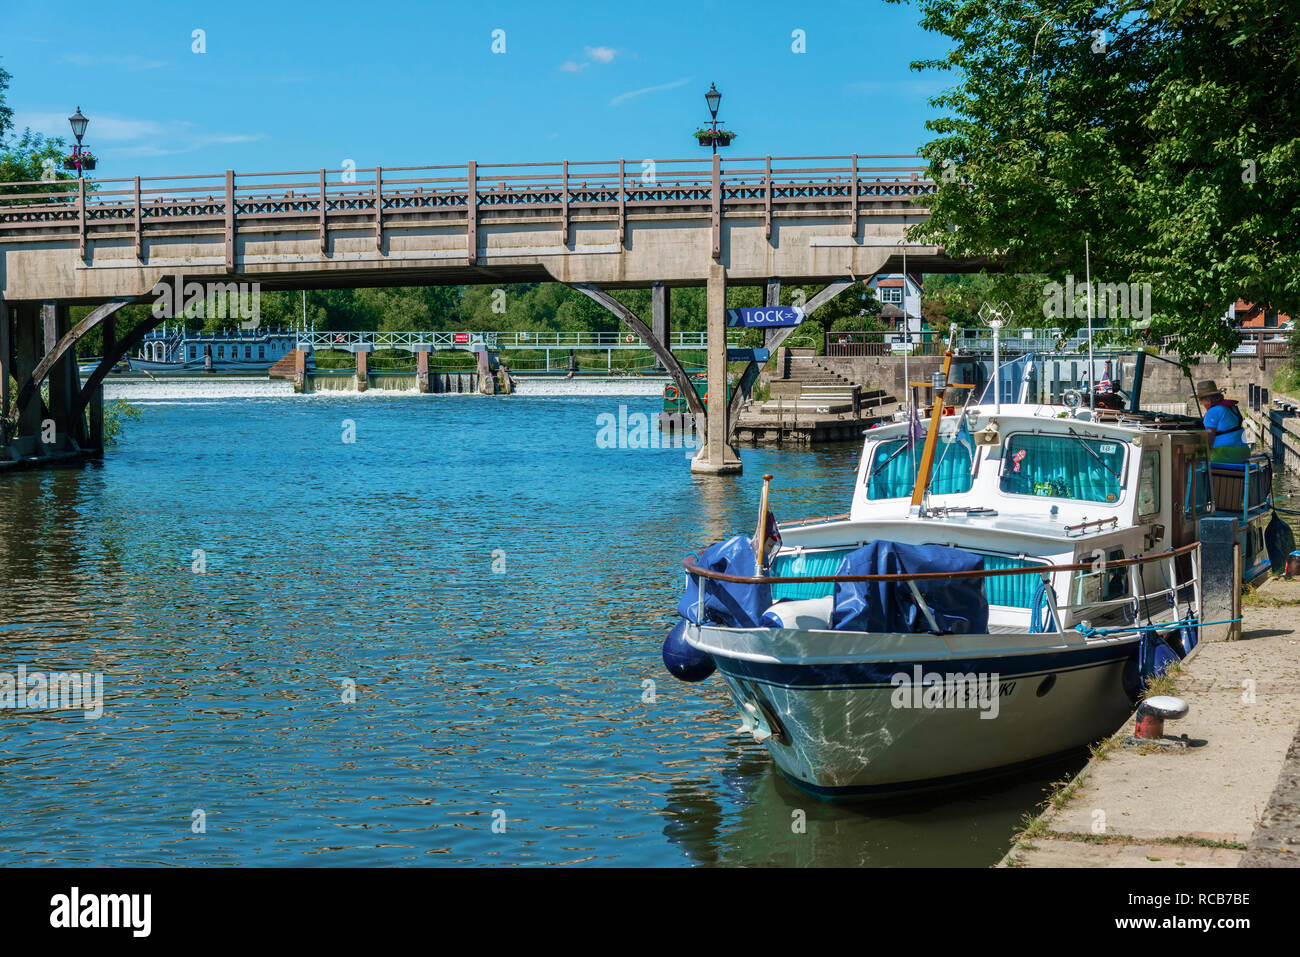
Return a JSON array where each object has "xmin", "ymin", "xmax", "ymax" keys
[
  {"xmin": 355, "ymin": 349, "xmax": 368, "ymax": 392},
  {"xmin": 561, "ymin": 159, "xmax": 570, "ymax": 246},
  {"xmin": 466, "ymin": 161, "xmax": 478, "ymax": 266},
  {"xmin": 133, "ymin": 176, "xmax": 142, "ymax": 261},
  {"xmin": 617, "ymin": 158, "xmax": 627, "ymax": 247},
  {"xmin": 848, "ymin": 153, "xmax": 859, "ymax": 238},
  {"xmin": 293, "ymin": 348, "xmax": 307, "ymax": 394},
  {"xmin": 1199, "ymin": 518, "xmax": 1239, "ymax": 642},
  {"xmin": 0, "ymin": 298, "xmax": 9, "ymax": 433},
  {"xmin": 374, "ymin": 165, "xmax": 384, "ymax": 251},
  {"xmin": 224, "ymin": 169, "xmax": 236, "ymax": 271},
  {"xmin": 711, "ymin": 152, "xmax": 722, "ymax": 261},
  {"xmin": 417, "ymin": 349, "xmax": 430, "ymax": 393},
  {"xmin": 319, "ymin": 168, "xmax": 328, "ymax": 255},
  {"xmin": 78, "ymin": 178, "xmax": 87, "ymax": 261},
  {"xmin": 764, "ymin": 155, "xmax": 772, "ymax": 241},
  {"xmin": 1231, "ymin": 542, "xmax": 1243, "ymax": 640}
]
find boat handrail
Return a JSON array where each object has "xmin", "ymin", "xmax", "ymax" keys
[
  {"xmin": 779, "ymin": 512, "xmax": 852, "ymax": 528},
  {"xmin": 682, "ymin": 542, "xmax": 1201, "ymax": 585}
]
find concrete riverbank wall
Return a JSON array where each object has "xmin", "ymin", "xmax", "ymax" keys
[
  {"xmin": 795, "ymin": 352, "xmax": 1289, "ymax": 409},
  {"xmin": 1001, "ymin": 575, "xmax": 1300, "ymax": 868}
]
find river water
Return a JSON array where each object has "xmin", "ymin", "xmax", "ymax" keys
[{"xmin": 0, "ymin": 387, "xmax": 1083, "ymax": 867}]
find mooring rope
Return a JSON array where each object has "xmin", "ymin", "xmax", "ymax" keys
[{"xmin": 1073, "ymin": 616, "xmax": 1241, "ymax": 638}]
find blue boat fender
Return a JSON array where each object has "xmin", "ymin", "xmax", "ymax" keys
[
  {"xmin": 1265, "ymin": 511, "xmax": 1296, "ymax": 574},
  {"xmin": 662, "ymin": 620, "xmax": 716, "ymax": 682}
]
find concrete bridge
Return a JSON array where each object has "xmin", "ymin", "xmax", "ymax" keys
[{"xmin": 0, "ymin": 152, "xmax": 959, "ymax": 473}]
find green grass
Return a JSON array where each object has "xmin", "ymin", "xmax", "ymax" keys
[{"xmin": 1272, "ymin": 364, "xmax": 1300, "ymax": 400}]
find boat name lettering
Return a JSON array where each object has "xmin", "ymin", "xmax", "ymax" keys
[{"xmin": 889, "ymin": 666, "xmax": 1008, "ymax": 719}]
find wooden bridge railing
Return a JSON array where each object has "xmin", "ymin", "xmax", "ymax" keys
[{"xmin": 0, "ymin": 155, "xmax": 935, "ymax": 232}]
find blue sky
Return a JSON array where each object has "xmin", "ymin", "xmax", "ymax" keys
[{"xmin": 2, "ymin": 0, "xmax": 952, "ymax": 178}]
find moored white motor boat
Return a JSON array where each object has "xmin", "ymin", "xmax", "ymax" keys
[{"xmin": 663, "ymin": 344, "xmax": 1282, "ymax": 798}]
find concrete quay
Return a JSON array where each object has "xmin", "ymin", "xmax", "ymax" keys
[{"xmin": 1001, "ymin": 575, "xmax": 1300, "ymax": 868}]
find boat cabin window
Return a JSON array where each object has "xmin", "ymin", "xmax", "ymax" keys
[
  {"xmin": 866, "ymin": 438, "xmax": 974, "ymax": 500},
  {"xmin": 1137, "ymin": 451, "xmax": 1161, "ymax": 516},
  {"xmin": 999, "ymin": 433, "xmax": 1127, "ymax": 504},
  {"xmin": 1072, "ymin": 546, "xmax": 1129, "ymax": 605}
]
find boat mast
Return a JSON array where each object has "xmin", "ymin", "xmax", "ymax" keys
[
  {"xmin": 909, "ymin": 326, "xmax": 960, "ymax": 514},
  {"xmin": 1085, "ymin": 238, "xmax": 1095, "ymax": 413}
]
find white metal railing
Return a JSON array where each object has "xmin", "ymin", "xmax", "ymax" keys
[{"xmin": 291, "ymin": 329, "xmax": 745, "ymax": 351}]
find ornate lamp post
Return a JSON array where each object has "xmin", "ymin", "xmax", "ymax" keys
[
  {"xmin": 67, "ymin": 106, "xmax": 92, "ymax": 178},
  {"xmin": 696, "ymin": 83, "xmax": 734, "ymax": 154}
]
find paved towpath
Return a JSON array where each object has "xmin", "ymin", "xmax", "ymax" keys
[{"xmin": 1002, "ymin": 576, "xmax": 1300, "ymax": 867}]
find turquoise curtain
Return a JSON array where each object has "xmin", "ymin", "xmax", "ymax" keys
[
  {"xmin": 981, "ymin": 555, "xmax": 1041, "ymax": 608},
  {"xmin": 770, "ymin": 548, "xmax": 854, "ymax": 600},
  {"xmin": 999, "ymin": 433, "xmax": 1125, "ymax": 503},
  {"xmin": 771, "ymin": 547, "xmax": 1039, "ymax": 608},
  {"xmin": 867, "ymin": 439, "xmax": 973, "ymax": 500}
]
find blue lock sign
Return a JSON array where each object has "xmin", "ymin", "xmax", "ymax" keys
[{"xmin": 725, "ymin": 306, "xmax": 806, "ymax": 328}]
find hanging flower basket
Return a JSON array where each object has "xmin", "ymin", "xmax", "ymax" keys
[
  {"xmin": 63, "ymin": 153, "xmax": 97, "ymax": 171},
  {"xmin": 693, "ymin": 129, "xmax": 736, "ymax": 148}
]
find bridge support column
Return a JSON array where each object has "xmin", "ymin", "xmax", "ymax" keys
[
  {"xmin": 87, "ymin": 312, "xmax": 115, "ymax": 452},
  {"xmin": 46, "ymin": 303, "xmax": 83, "ymax": 450},
  {"xmin": 416, "ymin": 349, "xmax": 431, "ymax": 393},
  {"xmin": 0, "ymin": 298, "xmax": 10, "ymax": 434},
  {"xmin": 477, "ymin": 350, "xmax": 497, "ymax": 395},
  {"xmin": 10, "ymin": 303, "xmax": 44, "ymax": 457},
  {"xmin": 355, "ymin": 349, "xmax": 368, "ymax": 392},
  {"xmin": 692, "ymin": 264, "xmax": 741, "ymax": 475},
  {"xmin": 293, "ymin": 348, "xmax": 307, "ymax": 393},
  {"xmin": 652, "ymin": 282, "xmax": 670, "ymax": 370}
]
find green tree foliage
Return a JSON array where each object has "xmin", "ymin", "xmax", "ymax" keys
[
  {"xmin": 922, "ymin": 273, "xmax": 1052, "ymax": 331},
  {"xmin": 890, "ymin": 0, "xmax": 1300, "ymax": 359},
  {"xmin": 0, "ymin": 61, "xmax": 75, "ymax": 195}
]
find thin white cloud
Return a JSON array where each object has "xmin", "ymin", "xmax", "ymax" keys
[
  {"xmin": 13, "ymin": 111, "xmax": 266, "ymax": 158},
  {"xmin": 559, "ymin": 61, "xmax": 587, "ymax": 73},
  {"xmin": 585, "ymin": 46, "xmax": 617, "ymax": 64},
  {"xmin": 60, "ymin": 53, "xmax": 167, "ymax": 70},
  {"xmin": 610, "ymin": 76, "xmax": 693, "ymax": 106},
  {"xmin": 846, "ymin": 79, "xmax": 947, "ymax": 98}
]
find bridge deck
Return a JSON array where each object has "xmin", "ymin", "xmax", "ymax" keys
[{"xmin": 0, "ymin": 154, "xmax": 951, "ymax": 301}]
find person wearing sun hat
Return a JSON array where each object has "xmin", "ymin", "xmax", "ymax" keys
[{"xmin": 1196, "ymin": 379, "xmax": 1250, "ymax": 463}]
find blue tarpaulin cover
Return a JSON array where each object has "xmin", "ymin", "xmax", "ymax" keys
[
  {"xmin": 678, "ymin": 535, "xmax": 771, "ymax": 629},
  {"xmin": 830, "ymin": 541, "xmax": 990, "ymax": 634}
]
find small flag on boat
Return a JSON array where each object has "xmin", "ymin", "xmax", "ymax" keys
[
  {"xmin": 907, "ymin": 390, "xmax": 923, "ymax": 447},
  {"xmin": 955, "ymin": 413, "xmax": 975, "ymax": 458},
  {"xmin": 764, "ymin": 509, "xmax": 782, "ymax": 550},
  {"xmin": 1099, "ymin": 360, "xmax": 1112, "ymax": 392}
]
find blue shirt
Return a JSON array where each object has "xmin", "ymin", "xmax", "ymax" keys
[{"xmin": 1203, "ymin": 403, "xmax": 1246, "ymax": 448}]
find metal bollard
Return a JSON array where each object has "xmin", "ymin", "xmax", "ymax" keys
[{"xmin": 1135, "ymin": 695, "xmax": 1189, "ymax": 739}]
